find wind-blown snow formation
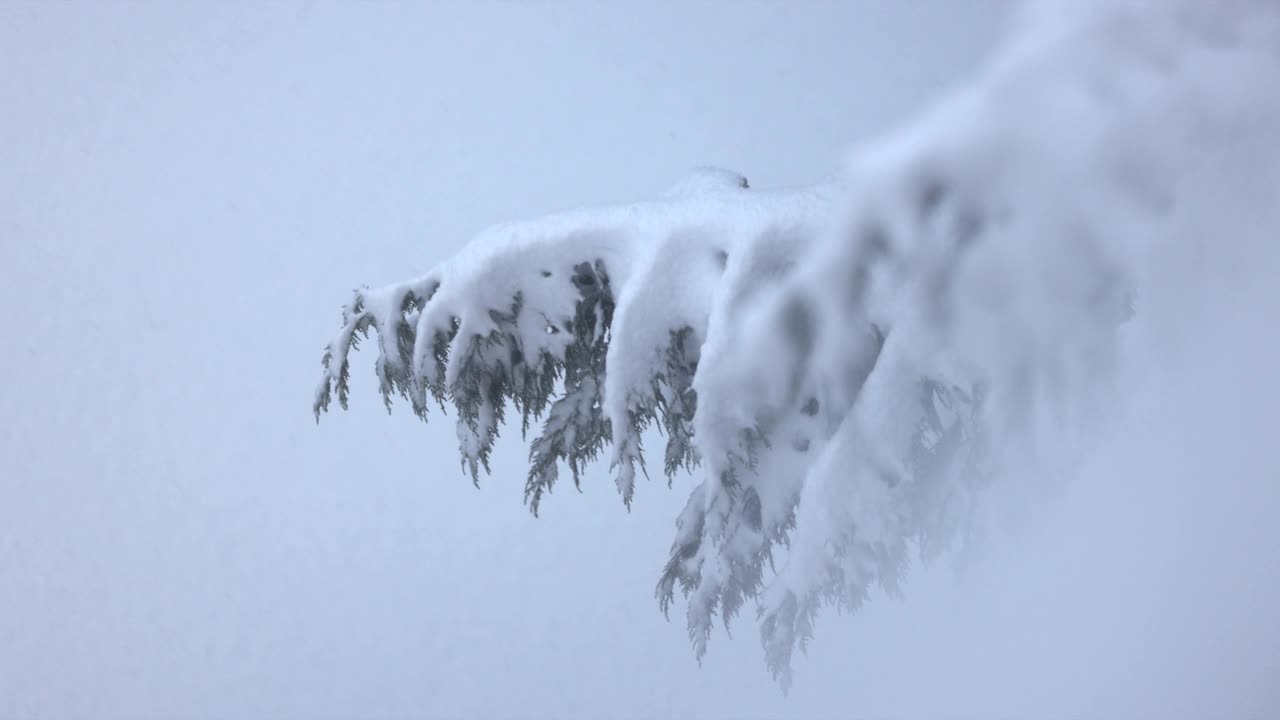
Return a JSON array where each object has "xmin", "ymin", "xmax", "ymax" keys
[{"xmin": 315, "ymin": 0, "xmax": 1280, "ymax": 689}]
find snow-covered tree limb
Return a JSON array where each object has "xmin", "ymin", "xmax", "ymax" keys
[{"xmin": 315, "ymin": 0, "xmax": 1280, "ymax": 691}]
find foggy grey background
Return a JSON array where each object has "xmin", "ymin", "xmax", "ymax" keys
[{"xmin": 3, "ymin": 2, "xmax": 1276, "ymax": 718}]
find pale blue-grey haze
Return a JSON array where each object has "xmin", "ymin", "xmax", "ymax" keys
[{"xmin": 3, "ymin": 2, "xmax": 1277, "ymax": 719}]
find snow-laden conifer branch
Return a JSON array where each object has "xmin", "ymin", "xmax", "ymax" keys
[
  {"xmin": 316, "ymin": 0, "xmax": 1280, "ymax": 691},
  {"xmin": 315, "ymin": 170, "xmax": 835, "ymax": 517}
]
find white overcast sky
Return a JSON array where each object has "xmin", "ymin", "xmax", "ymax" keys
[{"xmin": 3, "ymin": 2, "xmax": 1277, "ymax": 719}]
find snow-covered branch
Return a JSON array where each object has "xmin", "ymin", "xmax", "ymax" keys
[{"xmin": 315, "ymin": 0, "xmax": 1280, "ymax": 690}]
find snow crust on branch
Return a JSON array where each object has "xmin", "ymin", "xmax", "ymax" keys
[{"xmin": 315, "ymin": 0, "xmax": 1280, "ymax": 690}]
